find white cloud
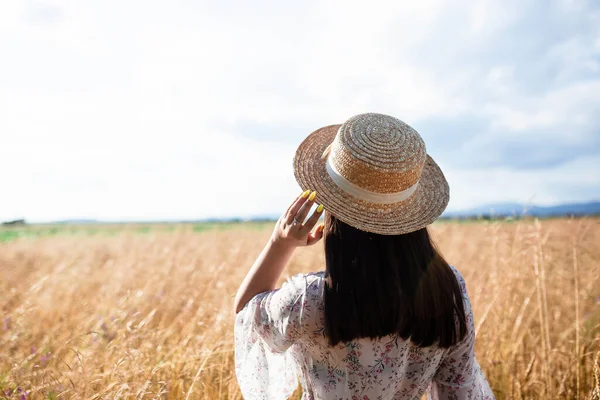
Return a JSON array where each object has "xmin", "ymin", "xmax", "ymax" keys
[{"xmin": 0, "ymin": 0, "xmax": 598, "ymax": 222}]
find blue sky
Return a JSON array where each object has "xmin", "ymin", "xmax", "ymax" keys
[{"xmin": 1, "ymin": 0, "xmax": 599, "ymax": 222}]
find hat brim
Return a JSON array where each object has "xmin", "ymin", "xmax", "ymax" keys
[{"xmin": 293, "ymin": 124, "xmax": 450, "ymax": 235}]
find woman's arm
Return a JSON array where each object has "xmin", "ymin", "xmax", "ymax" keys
[{"xmin": 233, "ymin": 190, "xmax": 324, "ymax": 314}]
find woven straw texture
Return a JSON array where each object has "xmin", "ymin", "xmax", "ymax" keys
[{"xmin": 293, "ymin": 113, "xmax": 449, "ymax": 235}]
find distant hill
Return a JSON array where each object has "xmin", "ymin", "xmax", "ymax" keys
[
  {"xmin": 2, "ymin": 219, "xmax": 26, "ymax": 226},
  {"xmin": 443, "ymin": 201, "xmax": 600, "ymax": 219}
]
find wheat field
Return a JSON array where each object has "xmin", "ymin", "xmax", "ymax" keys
[{"xmin": 1, "ymin": 218, "xmax": 599, "ymax": 399}]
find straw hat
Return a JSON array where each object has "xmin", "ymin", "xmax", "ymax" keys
[{"xmin": 293, "ymin": 113, "xmax": 449, "ymax": 235}]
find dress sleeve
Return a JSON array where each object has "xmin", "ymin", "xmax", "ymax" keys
[
  {"xmin": 427, "ymin": 268, "xmax": 495, "ymax": 400},
  {"xmin": 234, "ymin": 273, "xmax": 312, "ymax": 400}
]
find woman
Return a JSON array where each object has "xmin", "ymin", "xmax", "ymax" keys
[{"xmin": 234, "ymin": 113, "xmax": 494, "ymax": 399}]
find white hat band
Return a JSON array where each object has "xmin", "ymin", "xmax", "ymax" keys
[{"xmin": 325, "ymin": 157, "xmax": 419, "ymax": 204}]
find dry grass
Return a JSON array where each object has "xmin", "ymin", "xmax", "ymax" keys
[{"xmin": 1, "ymin": 218, "xmax": 599, "ymax": 399}]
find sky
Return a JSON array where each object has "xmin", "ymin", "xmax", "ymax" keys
[{"xmin": 1, "ymin": 0, "xmax": 599, "ymax": 222}]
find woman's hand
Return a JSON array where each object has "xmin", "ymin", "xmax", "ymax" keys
[{"xmin": 271, "ymin": 190, "xmax": 325, "ymax": 248}]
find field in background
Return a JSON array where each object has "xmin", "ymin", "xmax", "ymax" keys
[
  {"xmin": 1, "ymin": 219, "xmax": 599, "ymax": 399},
  {"xmin": 0, "ymin": 222, "xmax": 273, "ymax": 243}
]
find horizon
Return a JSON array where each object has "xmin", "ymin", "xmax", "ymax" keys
[
  {"xmin": 1, "ymin": 1, "xmax": 599, "ymax": 222},
  {"xmin": 3, "ymin": 199, "xmax": 599, "ymax": 225}
]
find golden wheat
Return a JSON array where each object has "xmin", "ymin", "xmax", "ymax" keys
[{"xmin": 1, "ymin": 218, "xmax": 599, "ymax": 399}]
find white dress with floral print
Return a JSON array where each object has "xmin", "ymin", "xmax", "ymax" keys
[{"xmin": 235, "ymin": 266, "xmax": 494, "ymax": 400}]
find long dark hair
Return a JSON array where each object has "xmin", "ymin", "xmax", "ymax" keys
[{"xmin": 323, "ymin": 213, "xmax": 467, "ymax": 348}]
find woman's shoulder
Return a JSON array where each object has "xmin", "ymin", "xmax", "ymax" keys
[
  {"xmin": 447, "ymin": 265, "xmax": 474, "ymax": 322},
  {"xmin": 283, "ymin": 271, "xmax": 326, "ymax": 295},
  {"xmin": 448, "ymin": 264, "xmax": 468, "ymax": 295},
  {"xmin": 275, "ymin": 272, "xmax": 326, "ymax": 316},
  {"xmin": 276, "ymin": 272, "xmax": 326, "ymax": 330}
]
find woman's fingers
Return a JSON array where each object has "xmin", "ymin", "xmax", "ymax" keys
[
  {"xmin": 285, "ymin": 190, "xmax": 311, "ymax": 224},
  {"xmin": 300, "ymin": 203, "xmax": 324, "ymax": 235},
  {"xmin": 306, "ymin": 223, "xmax": 325, "ymax": 246},
  {"xmin": 294, "ymin": 191, "xmax": 317, "ymax": 225}
]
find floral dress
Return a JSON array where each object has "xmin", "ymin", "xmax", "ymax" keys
[{"xmin": 235, "ymin": 266, "xmax": 494, "ymax": 400}]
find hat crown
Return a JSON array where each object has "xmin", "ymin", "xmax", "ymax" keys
[{"xmin": 329, "ymin": 113, "xmax": 426, "ymax": 194}]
